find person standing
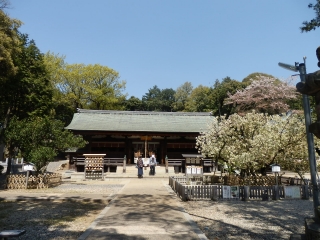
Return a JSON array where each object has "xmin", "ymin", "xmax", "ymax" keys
[
  {"xmin": 149, "ymin": 155, "xmax": 156, "ymax": 175},
  {"xmin": 137, "ymin": 156, "xmax": 144, "ymax": 178}
]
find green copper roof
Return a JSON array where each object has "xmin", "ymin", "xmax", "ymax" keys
[{"xmin": 65, "ymin": 109, "xmax": 212, "ymax": 133}]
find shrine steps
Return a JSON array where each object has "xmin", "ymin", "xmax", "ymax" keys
[{"xmin": 68, "ymin": 165, "xmax": 184, "ymax": 180}]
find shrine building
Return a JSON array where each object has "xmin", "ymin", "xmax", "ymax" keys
[{"xmin": 65, "ymin": 109, "xmax": 213, "ymax": 170}]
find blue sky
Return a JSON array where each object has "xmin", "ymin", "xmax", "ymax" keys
[{"xmin": 6, "ymin": 0, "xmax": 320, "ymax": 99}]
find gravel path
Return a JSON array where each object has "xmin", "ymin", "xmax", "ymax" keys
[
  {"xmin": 180, "ymin": 199, "xmax": 313, "ymax": 240},
  {"xmin": 0, "ymin": 182, "xmax": 124, "ymax": 240},
  {"xmin": 0, "ymin": 177, "xmax": 315, "ymax": 240}
]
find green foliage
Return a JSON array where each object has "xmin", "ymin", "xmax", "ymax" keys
[
  {"xmin": 173, "ymin": 82, "xmax": 193, "ymax": 111},
  {"xmin": 0, "ymin": 9, "xmax": 22, "ymax": 85},
  {"xmin": 0, "ymin": 32, "xmax": 54, "ymax": 162},
  {"xmin": 301, "ymin": 0, "xmax": 320, "ymax": 32},
  {"xmin": 142, "ymin": 86, "xmax": 175, "ymax": 111},
  {"xmin": 209, "ymin": 77, "xmax": 246, "ymax": 117},
  {"xmin": 5, "ymin": 116, "xmax": 87, "ymax": 172},
  {"xmin": 124, "ymin": 96, "xmax": 144, "ymax": 111},
  {"xmin": 159, "ymin": 88, "xmax": 175, "ymax": 112},
  {"xmin": 185, "ymin": 85, "xmax": 211, "ymax": 112},
  {"xmin": 0, "ymin": 34, "xmax": 53, "ymax": 120},
  {"xmin": 242, "ymin": 72, "xmax": 276, "ymax": 84},
  {"xmin": 29, "ymin": 147, "xmax": 56, "ymax": 172},
  {"xmin": 44, "ymin": 53, "xmax": 127, "ymax": 112}
]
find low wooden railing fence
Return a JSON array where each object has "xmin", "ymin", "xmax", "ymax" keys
[
  {"xmin": 169, "ymin": 176, "xmax": 312, "ymax": 201},
  {"xmin": 6, "ymin": 173, "xmax": 62, "ymax": 189},
  {"xmin": 165, "ymin": 158, "xmax": 215, "ymax": 173},
  {"xmin": 73, "ymin": 156, "xmax": 126, "ymax": 173}
]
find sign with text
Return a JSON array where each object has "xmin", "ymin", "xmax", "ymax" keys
[
  {"xmin": 284, "ymin": 186, "xmax": 301, "ymax": 199},
  {"xmin": 222, "ymin": 186, "xmax": 230, "ymax": 198},
  {"xmin": 222, "ymin": 186, "xmax": 239, "ymax": 199},
  {"xmin": 230, "ymin": 186, "xmax": 239, "ymax": 198}
]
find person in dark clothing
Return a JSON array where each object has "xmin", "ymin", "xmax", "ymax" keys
[{"xmin": 137, "ymin": 157, "xmax": 144, "ymax": 178}]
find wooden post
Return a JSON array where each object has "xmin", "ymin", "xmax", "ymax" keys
[
  {"xmin": 262, "ymin": 189, "xmax": 269, "ymax": 201},
  {"xmin": 181, "ymin": 185, "xmax": 187, "ymax": 201},
  {"xmin": 25, "ymin": 170, "xmax": 30, "ymax": 189},
  {"xmin": 211, "ymin": 185, "xmax": 218, "ymax": 201},
  {"xmin": 165, "ymin": 155, "xmax": 168, "ymax": 173},
  {"xmin": 302, "ymin": 185, "xmax": 310, "ymax": 200},
  {"xmin": 243, "ymin": 186, "xmax": 250, "ymax": 201},
  {"xmin": 272, "ymin": 185, "xmax": 280, "ymax": 200},
  {"xmin": 123, "ymin": 155, "xmax": 126, "ymax": 173}
]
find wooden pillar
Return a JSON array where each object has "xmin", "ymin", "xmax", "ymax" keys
[
  {"xmin": 125, "ymin": 137, "xmax": 132, "ymax": 164},
  {"xmin": 243, "ymin": 186, "xmax": 250, "ymax": 201},
  {"xmin": 123, "ymin": 155, "xmax": 126, "ymax": 173},
  {"xmin": 272, "ymin": 185, "xmax": 280, "ymax": 200},
  {"xmin": 211, "ymin": 186, "xmax": 218, "ymax": 201},
  {"xmin": 302, "ymin": 185, "xmax": 310, "ymax": 200},
  {"xmin": 86, "ymin": 135, "xmax": 93, "ymax": 153},
  {"xmin": 162, "ymin": 137, "xmax": 167, "ymax": 165},
  {"xmin": 128, "ymin": 140, "xmax": 132, "ymax": 164}
]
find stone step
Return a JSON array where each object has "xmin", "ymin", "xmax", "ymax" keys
[{"xmin": 69, "ymin": 166, "xmax": 184, "ymax": 180}]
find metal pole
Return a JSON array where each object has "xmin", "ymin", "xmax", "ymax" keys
[{"xmin": 299, "ymin": 59, "xmax": 320, "ymax": 221}]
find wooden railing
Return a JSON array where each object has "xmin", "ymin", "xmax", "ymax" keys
[
  {"xmin": 73, "ymin": 156, "xmax": 126, "ymax": 173},
  {"xmin": 165, "ymin": 158, "xmax": 215, "ymax": 173},
  {"xmin": 169, "ymin": 176, "xmax": 312, "ymax": 201},
  {"xmin": 165, "ymin": 158, "xmax": 184, "ymax": 173}
]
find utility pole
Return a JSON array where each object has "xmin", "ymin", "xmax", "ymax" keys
[{"xmin": 279, "ymin": 58, "xmax": 320, "ymax": 221}]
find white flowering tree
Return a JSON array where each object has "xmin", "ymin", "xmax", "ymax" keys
[
  {"xmin": 224, "ymin": 76, "xmax": 299, "ymax": 115},
  {"xmin": 196, "ymin": 112, "xmax": 319, "ymax": 178}
]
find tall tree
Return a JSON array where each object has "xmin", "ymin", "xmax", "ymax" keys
[
  {"xmin": 142, "ymin": 85, "xmax": 162, "ymax": 111},
  {"xmin": 196, "ymin": 112, "xmax": 318, "ymax": 178},
  {"xmin": 301, "ymin": 0, "xmax": 320, "ymax": 32},
  {"xmin": 141, "ymin": 87, "xmax": 175, "ymax": 112},
  {"xmin": 0, "ymin": 33, "xmax": 53, "ymax": 164},
  {"xmin": 185, "ymin": 85, "xmax": 211, "ymax": 112},
  {"xmin": 44, "ymin": 53, "xmax": 127, "ymax": 112},
  {"xmin": 5, "ymin": 116, "xmax": 86, "ymax": 172},
  {"xmin": 225, "ymin": 75, "xmax": 299, "ymax": 115},
  {"xmin": 173, "ymin": 82, "xmax": 193, "ymax": 111},
  {"xmin": 242, "ymin": 72, "xmax": 276, "ymax": 84},
  {"xmin": 209, "ymin": 77, "xmax": 245, "ymax": 117},
  {"xmin": 124, "ymin": 96, "xmax": 144, "ymax": 111},
  {"xmin": 159, "ymin": 88, "xmax": 175, "ymax": 112},
  {"xmin": 0, "ymin": 9, "xmax": 22, "ymax": 86}
]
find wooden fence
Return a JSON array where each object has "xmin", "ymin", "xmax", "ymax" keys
[
  {"xmin": 6, "ymin": 173, "xmax": 62, "ymax": 189},
  {"xmin": 73, "ymin": 156, "xmax": 126, "ymax": 173},
  {"xmin": 165, "ymin": 158, "xmax": 215, "ymax": 173},
  {"xmin": 169, "ymin": 176, "xmax": 312, "ymax": 201}
]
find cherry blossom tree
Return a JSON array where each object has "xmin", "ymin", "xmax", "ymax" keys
[
  {"xmin": 196, "ymin": 112, "xmax": 320, "ymax": 178},
  {"xmin": 224, "ymin": 76, "xmax": 299, "ymax": 115}
]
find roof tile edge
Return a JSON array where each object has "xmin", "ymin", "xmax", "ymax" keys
[{"xmin": 76, "ymin": 109, "xmax": 212, "ymax": 116}]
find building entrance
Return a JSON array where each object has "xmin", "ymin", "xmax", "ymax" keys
[{"xmin": 132, "ymin": 141, "xmax": 159, "ymax": 165}]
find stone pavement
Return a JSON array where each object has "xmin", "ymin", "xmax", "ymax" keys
[
  {"xmin": 0, "ymin": 176, "xmax": 208, "ymax": 240},
  {"xmin": 78, "ymin": 178, "xmax": 207, "ymax": 240}
]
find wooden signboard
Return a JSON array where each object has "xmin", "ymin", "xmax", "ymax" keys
[
  {"xmin": 284, "ymin": 186, "xmax": 301, "ymax": 199},
  {"xmin": 222, "ymin": 186, "xmax": 231, "ymax": 198},
  {"xmin": 223, "ymin": 186, "xmax": 239, "ymax": 199},
  {"xmin": 230, "ymin": 186, "xmax": 239, "ymax": 198},
  {"xmin": 84, "ymin": 154, "xmax": 105, "ymax": 180}
]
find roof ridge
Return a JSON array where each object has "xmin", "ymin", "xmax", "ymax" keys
[{"xmin": 76, "ymin": 109, "xmax": 212, "ymax": 116}]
